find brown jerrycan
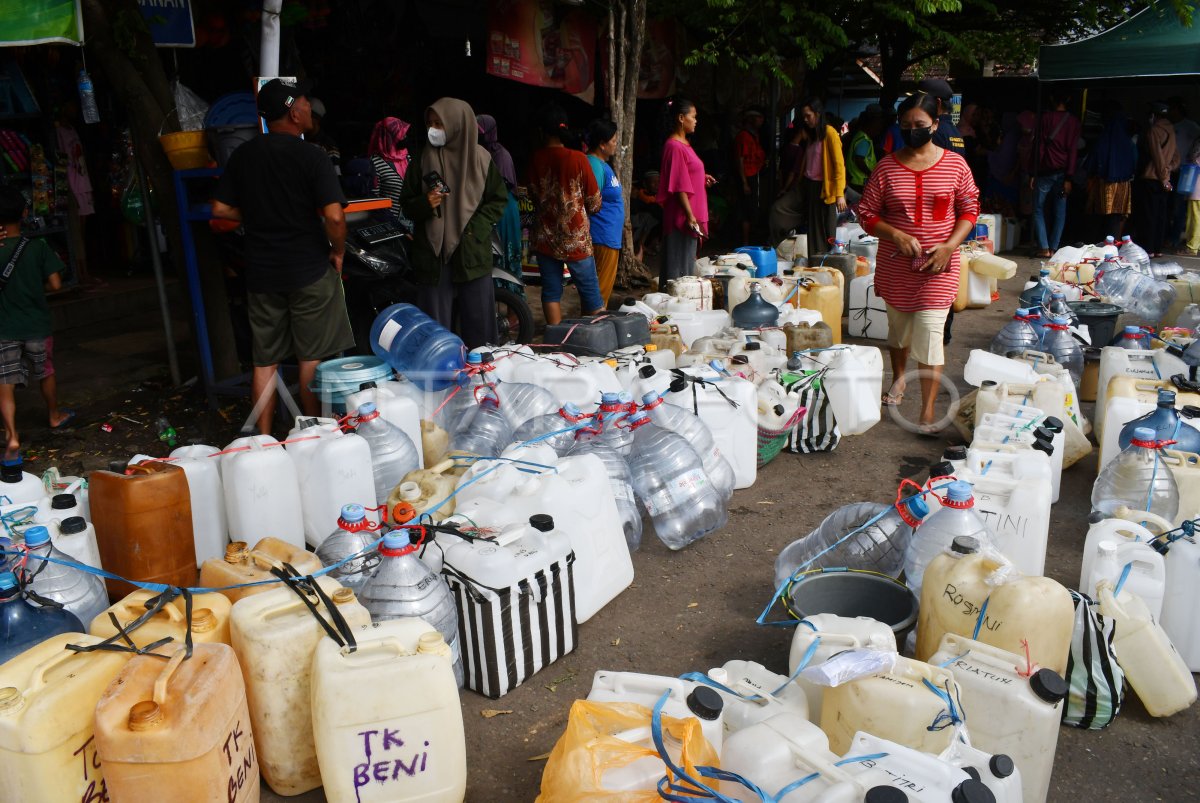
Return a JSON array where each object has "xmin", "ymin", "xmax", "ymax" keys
[
  {"xmin": 94, "ymin": 643, "xmax": 260, "ymax": 803},
  {"xmin": 89, "ymin": 462, "xmax": 196, "ymax": 600}
]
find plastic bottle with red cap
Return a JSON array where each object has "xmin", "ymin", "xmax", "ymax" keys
[
  {"xmin": 314, "ymin": 504, "xmax": 382, "ymax": 593},
  {"xmin": 355, "ymin": 402, "xmax": 420, "ymax": 505},
  {"xmin": 1092, "ymin": 425, "xmax": 1180, "ymax": 522},
  {"xmin": 640, "ymin": 390, "xmax": 736, "ymax": 502},
  {"xmin": 903, "ymin": 480, "xmax": 990, "ymax": 601}
]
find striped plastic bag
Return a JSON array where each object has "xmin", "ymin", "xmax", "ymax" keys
[
  {"xmin": 1062, "ymin": 590, "xmax": 1125, "ymax": 729},
  {"xmin": 781, "ymin": 370, "xmax": 841, "ymax": 453}
]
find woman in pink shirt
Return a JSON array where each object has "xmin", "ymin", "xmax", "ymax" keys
[{"xmin": 658, "ymin": 97, "xmax": 716, "ymax": 287}]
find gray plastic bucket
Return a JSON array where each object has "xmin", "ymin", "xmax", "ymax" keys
[
  {"xmin": 784, "ymin": 568, "xmax": 919, "ymax": 644},
  {"xmin": 1068, "ymin": 301, "xmax": 1122, "ymax": 348}
]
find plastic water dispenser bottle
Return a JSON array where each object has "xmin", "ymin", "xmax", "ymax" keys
[
  {"xmin": 19, "ymin": 525, "xmax": 108, "ymax": 627},
  {"xmin": 989, "ymin": 308, "xmax": 1042, "ymax": 357},
  {"xmin": 1117, "ymin": 388, "xmax": 1200, "ymax": 454},
  {"xmin": 625, "ymin": 411, "xmax": 727, "ymax": 550},
  {"xmin": 492, "ymin": 381, "xmax": 559, "ymax": 429},
  {"xmin": 903, "ymin": 481, "xmax": 990, "ymax": 600},
  {"xmin": 355, "ymin": 402, "xmax": 420, "ymax": 505},
  {"xmin": 314, "ymin": 504, "xmax": 382, "ymax": 594},
  {"xmin": 731, "ymin": 283, "xmax": 780, "ymax": 329},
  {"xmin": 448, "ymin": 395, "xmax": 513, "ymax": 458},
  {"xmin": 1112, "ymin": 325, "xmax": 1150, "ymax": 350},
  {"xmin": 1118, "ymin": 234, "xmax": 1150, "ymax": 267},
  {"xmin": 369, "ymin": 303, "xmax": 466, "ymax": 392},
  {"xmin": 774, "ymin": 497, "xmax": 928, "ymax": 582},
  {"xmin": 1018, "ymin": 268, "xmax": 1055, "ymax": 309},
  {"xmin": 0, "ymin": 570, "xmax": 83, "ymax": 665},
  {"xmin": 640, "ymin": 391, "xmax": 736, "ymax": 502},
  {"xmin": 1092, "ymin": 426, "xmax": 1180, "ymax": 522},
  {"xmin": 1041, "ymin": 315, "xmax": 1084, "ymax": 384},
  {"xmin": 512, "ymin": 403, "xmax": 591, "ymax": 455}
]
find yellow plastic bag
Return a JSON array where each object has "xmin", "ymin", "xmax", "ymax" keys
[{"xmin": 537, "ymin": 699, "xmax": 721, "ymax": 802}]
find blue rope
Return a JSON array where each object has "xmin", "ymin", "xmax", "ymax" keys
[{"xmin": 971, "ymin": 596, "xmax": 991, "ymax": 640}]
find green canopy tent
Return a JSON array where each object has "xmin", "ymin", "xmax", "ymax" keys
[{"xmin": 1038, "ymin": 3, "xmax": 1200, "ymax": 82}]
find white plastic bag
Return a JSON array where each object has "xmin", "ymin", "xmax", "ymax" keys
[
  {"xmin": 173, "ymin": 81, "xmax": 209, "ymax": 132},
  {"xmin": 798, "ymin": 649, "xmax": 897, "ymax": 687}
]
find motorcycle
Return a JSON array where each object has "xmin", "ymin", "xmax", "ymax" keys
[{"xmin": 341, "ymin": 199, "xmax": 535, "ymax": 351}]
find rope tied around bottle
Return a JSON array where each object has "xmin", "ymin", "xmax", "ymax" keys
[
  {"xmin": 67, "ymin": 587, "xmax": 196, "ymax": 660},
  {"xmin": 1015, "ymin": 638, "xmax": 1039, "ymax": 679},
  {"xmin": 923, "ymin": 677, "xmax": 966, "ymax": 732}
]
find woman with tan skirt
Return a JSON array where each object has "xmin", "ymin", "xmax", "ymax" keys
[{"xmin": 586, "ymin": 119, "xmax": 625, "ymax": 306}]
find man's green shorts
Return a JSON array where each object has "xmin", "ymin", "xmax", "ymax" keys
[{"xmin": 248, "ymin": 268, "xmax": 355, "ymax": 366}]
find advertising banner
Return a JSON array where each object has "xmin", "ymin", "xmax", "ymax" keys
[
  {"xmin": 0, "ymin": 0, "xmax": 82, "ymax": 46},
  {"xmin": 486, "ymin": 0, "xmax": 596, "ymax": 101}
]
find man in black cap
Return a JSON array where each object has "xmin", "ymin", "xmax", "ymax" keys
[
  {"xmin": 211, "ymin": 78, "xmax": 353, "ymax": 434},
  {"xmin": 917, "ymin": 78, "xmax": 966, "ymax": 157}
]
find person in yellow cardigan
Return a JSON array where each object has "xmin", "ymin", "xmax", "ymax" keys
[{"xmin": 769, "ymin": 97, "xmax": 847, "ymax": 258}]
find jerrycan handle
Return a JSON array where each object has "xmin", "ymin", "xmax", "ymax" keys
[
  {"xmin": 152, "ymin": 646, "xmax": 189, "ymax": 705},
  {"xmin": 429, "ymin": 458, "xmax": 458, "ymax": 475},
  {"xmin": 1112, "ymin": 505, "xmax": 1175, "ymax": 535},
  {"xmin": 28, "ymin": 646, "xmax": 88, "ymax": 693},
  {"xmin": 119, "ymin": 599, "xmax": 185, "ymax": 623},
  {"xmin": 248, "ymin": 549, "xmax": 293, "ymax": 573}
]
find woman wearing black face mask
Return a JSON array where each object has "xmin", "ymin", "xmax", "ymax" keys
[{"xmin": 857, "ymin": 92, "xmax": 979, "ymax": 435}]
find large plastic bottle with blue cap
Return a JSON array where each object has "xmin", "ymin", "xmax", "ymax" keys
[
  {"xmin": 1041, "ymin": 314, "xmax": 1084, "ymax": 384},
  {"xmin": 1018, "ymin": 268, "xmax": 1055, "ymax": 309},
  {"xmin": 571, "ymin": 429, "xmax": 642, "ymax": 550},
  {"xmin": 447, "ymin": 395, "xmax": 513, "ymax": 458},
  {"xmin": 988, "ymin": 308, "xmax": 1042, "ymax": 357},
  {"xmin": 903, "ymin": 481, "xmax": 990, "ymax": 601},
  {"xmin": 492, "ymin": 382, "xmax": 559, "ymax": 430},
  {"xmin": 731, "ymin": 282, "xmax": 780, "ymax": 329},
  {"xmin": 314, "ymin": 504, "xmax": 382, "ymax": 594},
  {"xmin": 355, "ymin": 402, "xmax": 420, "ymax": 505},
  {"xmin": 512, "ymin": 402, "xmax": 591, "ymax": 455},
  {"xmin": 641, "ymin": 391, "xmax": 736, "ymax": 502},
  {"xmin": 19, "ymin": 525, "xmax": 108, "ymax": 627},
  {"xmin": 1117, "ymin": 388, "xmax": 1200, "ymax": 454},
  {"xmin": 625, "ymin": 411, "xmax": 727, "ymax": 550},
  {"xmin": 0, "ymin": 570, "xmax": 83, "ymax": 664},
  {"xmin": 595, "ymin": 392, "xmax": 636, "ymax": 455},
  {"xmin": 369, "ymin": 302, "xmax": 466, "ymax": 392},
  {"xmin": 360, "ymin": 531, "xmax": 463, "ymax": 687},
  {"xmin": 1092, "ymin": 426, "xmax": 1180, "ymax": 522},
  {"xmin": 1112, "ymin": 325, "xmax": 1150, "ymax": 350}
]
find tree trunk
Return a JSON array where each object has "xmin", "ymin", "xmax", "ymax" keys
[
  {"xmin": 81, "ymin": 0, "xmax": 240, "ymax": 382},
  {"xmin": 877, "ymin": 28, "xmax": 913, "ymax": 110},
  {"xmin": 607, "ymin": 0, "xmax": 654, "ymax": 291}
]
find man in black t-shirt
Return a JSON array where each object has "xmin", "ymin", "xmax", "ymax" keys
[{"xmin": 212, "ymin": 78, "xmax": 353, "ymax": 434}]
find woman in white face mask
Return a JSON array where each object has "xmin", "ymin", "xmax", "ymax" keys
[{"xmin": 399, "ymin": 97, "xmax": 509, "ymax": 348}]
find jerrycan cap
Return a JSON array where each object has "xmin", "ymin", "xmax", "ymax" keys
[
  {"xmin": 23, "ymin": 526, "xmax": 50, "ymax": 548},
  {"xmin": 864, "ymin": 788, "xmax": 908, "ymax": 803},
  {"xmin": 944, "ymin": 481, "xmax": 974, "ymax": 506},
  {"xmin": 108, "ymin": 459, "xmax": 129, "ymax": 474},
  {"xmin": 951, "ymin": 779, "xmax": 995, "ymax": 803},
  {"xmin": 50, "ymin": 493, "xmax": 77, "ymax": 510},
  {"xmin": 529, "ymin": 514, "xmax": 554, "ymax": 532},
  {"xmin": 943, "ymin": 445, "xmax": 968, "ymax": 462},
  {"xmin": 743, "ymin": 341, "xmax": 761, "ymax": 351},
  {"xmin": 59, "ymin": 516, "xmax": 87, "ymax": 535},
  {"xmin": 638, "ymin": 364, "xmax": 658, "ymax": 378},
  {"xmin": 685, "ymin": 686, "xmax": 723, "ymax": 720},
  {"xmin": 1041, "ymin": 416, "xmax": 1064, "ymax": 434},
  {"xmin": 1032, "ymin": 437, "xmax": 1054, "ymax": 456},
  {"xmin": 929, "ymin": 461, "xmax": 956, "ymax": 480},
  {"xmin": 1030, "ymin": 668, "xmax": 1069, "ymax": 704},
  {"xmin": 466, "ymin": 352, "xmax": 483, "ymax": 365},
  {"xmin": 0, "ymin": 459, "xmax": 23, "ymax": 483},
  {"xmin": 989, "ymin": 754, "xmax": 1016, "ymax": 779},
  {"xmin": 951, "ymin": 536, "xmax": 981, "ymax": 555},
  {"xmin": 772, "ymin": 404, "xmax": 785, "ymax": 416},
  {"xmin": 0, "ymin": 572, "xmax": 17, "ymax": 592},
  {"xmin": 190, "ymin": 609, "xmax": 217, "ymax": 634},
  {"xmin": 340, "ymin": 504, "xmax": 366, "ymax": 524}
]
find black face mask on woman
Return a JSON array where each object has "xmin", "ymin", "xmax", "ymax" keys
[{"xmin": 900, "ymin": 126, "xmax": 934, "ymax": 149}]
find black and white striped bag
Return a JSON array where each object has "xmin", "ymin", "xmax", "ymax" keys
[
  {"xmin": 443, "ymin": 553, "xmax": 578, "ymax": 699},
  {"xmin": 781, "ymin": 370, "xmax": 841, "ymax": 453},
  {"xmin": 1062, "ymin": 590, "xmax": 1125, "ymax": 729}
]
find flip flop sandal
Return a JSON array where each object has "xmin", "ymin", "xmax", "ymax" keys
[
  {"xmin": 881, "ymin": 391, "xmax": 904, "ymax": 407},
  {"xmin": 49, "ymin": 409, "xmax": 77, "ymax": 430}
]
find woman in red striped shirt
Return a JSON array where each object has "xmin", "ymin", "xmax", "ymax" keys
[{"xmin": 859, "ymin": 93, "xmax": 979, "ymax": 434}]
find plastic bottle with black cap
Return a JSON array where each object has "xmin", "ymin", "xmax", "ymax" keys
[
  {"xmin": 952, "ymin": 778, "xmax": 997, "ymax": 803},
  {"xmin": 864, "ymin": 787, "xmax": 908, "ymax": 803},
  {"xmin": 685, "ymin": 685, "xmax": 724, "ymax": 722}
]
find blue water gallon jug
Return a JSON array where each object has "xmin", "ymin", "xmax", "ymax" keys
[
  {"xmin": 735, "ymin": 246, "xmax": 778, "ymax": 278},
  {"xmin": 369, "ymin": 303, "xmax": 467, "ymax": 392},
  {"xmin": 1178, "ymin": 163, "xmax": 1199, "ymax": 196}
]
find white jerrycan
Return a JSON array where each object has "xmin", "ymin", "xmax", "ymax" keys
[
  {"xmin": 1097, "ymin": 579, "xmax": 1197, "ymax": 718},
  {"xmin": 285, "ymin": 422, "xmax": 377, "ymax": 548},
  {"xmin": 703, "ymin": 660, "xmax": 809, "ymax": 736},
  {"xmin": 221, "ymin": 434, "xmax": 305, "ymax": 549},
  {"xmin": 1082, "ymin": 538, "xmax": 1166, "ymax": 620},
  {"xmin": 820, "ymin": 346, "xmax": 883, "ymax": 436},
  {"xmin": 586, "ymin": 670, "xmax": 725, "ymax": 755},
  {"xmin": 789, "ymin": 614, "xmax": 897, "ymax": 724},
  {"xmin": 1079, "ymin": 509, "xmax": 1160, "ymax": 590},
  {"xmin": 311, "ymin": 618, "xmax": 466, "ymax": 803},
  {"xmin": 1095, "ymin": 346, "xmax": 1186, "ymax": 435},
  {"xmin": 671, "ymin": 365, "xmax": 758, "ymax": 489},
  {"xmin": 718, "ymin": 712, "xmax": 868, "ymax": 802},
  {"xmin": 942, "ymin": 739, "xmax": 1024, "ymax": 803},
  {"xmin": 930, "ymin": 633, "xmax": 1067, "ymax": 803},
  {"xmin": 1161, "ymin": 511, "xmax": 1200, "ymax": 671},
  {"xmin": 452, "ymin": 444, "xmax": 633, "ymax": 623},
  {"xmin": 960, "ymin": 447, "xmax": 1053, "ymax": 577},
  {"xmin": 842, "ymin": 732, "xmax": 975, "ymax": 802},
  {"xmin": 506, "ymin": 353, "xmax": 622, "ymax": 413},
  {"xmin": 165, "ymin": 444, "xmax": 227, "ymax": 566}
]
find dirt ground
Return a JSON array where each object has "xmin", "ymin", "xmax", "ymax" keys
[{"xmin": 8, "ymin": 255, "xmax": 1199, "ymax": 802}]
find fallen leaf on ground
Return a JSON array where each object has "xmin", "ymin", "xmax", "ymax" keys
[
  {"xmin": 480, "ymin": 709, "xmax": 513, "ymax": 718},
  {"xmin": 544, "ymin": 670, "xmax": 577, "ymax": 692},
  {"xmin": 757, "ymin": 500, "xmax": 775, "ymax": 505},
  {"xmin": 687, "ymin": 602, "xmax": 699, "ymax": 608},
  {"xmin": 611, "ymin": 638, "xmax": 621, "ymax": 647},
  {"xmin": 528, "ymin": 752, "xmax": 552, "ymax": 761}
]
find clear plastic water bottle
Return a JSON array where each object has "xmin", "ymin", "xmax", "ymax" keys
[
  {"xmin": 640, "ymin": 391, "xmax": 736, "ymax": 502},
  {"xmin": 77, "ymin": 70, "xmax": 100, "ymax": 124},
  {"xmin": 360, "ymin": 531, "xmax": 464, "ymax": 686},
  {"xmin": 448, "ymin": 396, "xmax": 513, "ymax": 458},
  {"xmin": 1018, "ymin": 268, "xmax": 1055, "ymax": 309},
  {"xmin": 512, "ymin": 402, "xmax": 591, "ymax": 455},
  {"xmin": 315, "ymin": 504, "xmax": 382, "ymax": 593},
  {"xmin": 625, "ymin": 411, "xmax": 727, "ymax": 550},
  {"xmin": 493, "ymin": 381, "xmax": 559, "ymax": 430},
  {"xmin": 18, "ymin": 525, "xmax": 108, "ymax": 627},
  {"xmin": 1118, "ymin": 234, "xmax": 1150, "ymax": 268},
  {"xmin": 1092, "ymin": 426, "xmax": 1180, "ymax": 522},
  {"xmin": 596, "ymin": 393, "xmax": 636, "ymax": 455},
  {"xmin": 1178, "ymin": 304, "xmax": 1200, "ymax": 332},
  {"xmin": 1094, "ymin": 256, "xmax": 1132, "ymax": 298},
  {"xmin": 1041, "ymin": 315, "xmax": 1084, "ymax": 384},
  {"xmin": 989, "ymin": 308, "xmax": 1042, "ymax": 357},
  {"xmin": 430, "ymin": 352, "xmax": 495, "ymax": 430},
  {"xmin": 355, "ymin": 402, "xmax": 420, "ymax": 504},
  {"xmin": 1111, "ymin": 325, "xmax": 1150, "ymax": 350},
  {"xmin": 774, "ymin": 496, "xmax": 929, "ymax": 585},
  {"xmin": 903, "ymin": 480, "xmax": 990, "ymax": 600},
  {"xmin": 571, "ymin": 431, "xmax": 643, "ymax": 551},
  {"xmin": 1043, "ymin": 291, "xmax": 1074, "ymax": 324},
  {"xmin": 0, "ymin": 570, "xmax": 83, "ymax": 665}
]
